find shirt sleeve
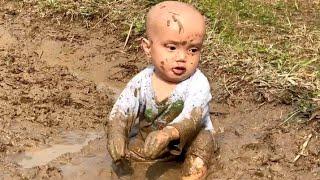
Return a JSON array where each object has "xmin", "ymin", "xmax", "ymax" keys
[
  {"xmin": 168, "ymin": 72, "xmax": 212, "ymax": 153},
  {"xmin": 105, "ymin": 73, "xmax": 142, "ymax": 138}
]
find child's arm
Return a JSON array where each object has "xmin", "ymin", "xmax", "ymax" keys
[
  {"xmin": 105, "ymin": 76, "xmax": 141, "ymax": 163},
  {"xmin": 168, "ymin": 75, "xmax": 212, "ymax": 153}
]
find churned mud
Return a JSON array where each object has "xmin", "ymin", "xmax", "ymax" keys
[{"xmin": 0, "ymin": 1, "xmax": 319, "ymax": 180}]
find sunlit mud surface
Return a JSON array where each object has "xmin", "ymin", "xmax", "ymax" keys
[
  {"xmin": 9, "ymin": 130, "xmax": 181, "ymax": 180},
  {"xmin": 12, "ymin": 131, "xmax": 102, "ymax": 169},
  {"xmin": 60, "ymin": 155, "xmax": 113, "ymax": 180}
]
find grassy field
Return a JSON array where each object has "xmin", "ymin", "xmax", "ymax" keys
[{"xmin": 9, "ymin": 0, "xmax": 320, "ymax": 121}]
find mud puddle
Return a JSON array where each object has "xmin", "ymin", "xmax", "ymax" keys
[
  {"xmin": 60, "ymin": 155, "xmax": 182, "ymax": 180},
  {"xmin": 59, "ymin": 150, "xmax": 113, "ymax": 180},
  {"xmin": 10, "ymin": 128, "xmax": 182, "ymax": 179},
  {"xmin": 12, "ymin": 131, "xmax": 102, "ymax": 169}
]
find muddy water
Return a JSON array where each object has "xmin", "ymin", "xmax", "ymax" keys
[
  {"xmin": 10, "ymin": 131, "xmax": 117, "ymax": 179},
  {"xmin": 12, "ymin": 131, "xmax": 102, "ymax": 168},
  {"xmin": 10, "ymin": 129, "xmax": 182, "ymax": 179},
  {"xmin": 59, "ymin": 149, "xmax": 114, "ymax": 180},
  {"xmin": 57, "ymin": 136, "xmax": 181, "ymax": 180}
]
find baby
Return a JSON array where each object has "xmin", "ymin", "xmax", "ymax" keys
[{"xmin": 106, "ymin": 1, "xmax": 215, "ymax": 179}]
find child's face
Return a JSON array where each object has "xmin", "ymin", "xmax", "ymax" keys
[{"xmin": 142, "ymin": 13, "xmax": 205, "ymax": 83}]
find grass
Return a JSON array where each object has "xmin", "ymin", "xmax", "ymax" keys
[
  {"xmin": 190, "ymin": 0, "xmax": 320, "ymax": 120},
  {"xmin": 4, "ymin": 0, "xmax": 320, "ymax": 120}
]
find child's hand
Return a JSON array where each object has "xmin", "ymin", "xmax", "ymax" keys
[
  {"xmin": 143, "ymin": 126, "xmax": 179, "ymax": 159},
  {"xmin": 143, "ymin": 130, "xmax": 170, "ymax": 159},
  {"xmin": 107, "ymin": 134, "xmax": 126, "ymax": 163}
]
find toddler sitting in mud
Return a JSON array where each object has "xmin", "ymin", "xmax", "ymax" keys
[{"xmin": 106, "ymin": 1, "xmax": 215, "ymax": 179}]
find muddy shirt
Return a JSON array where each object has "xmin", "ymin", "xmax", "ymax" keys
[{"xmin": 108, "ymin": 66, "xmax": 213, "ymax": 158}]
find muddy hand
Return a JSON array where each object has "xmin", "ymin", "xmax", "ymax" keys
[
  {"xmin": 107, "ymin": 135, "xmax": 126, "ymax": 163},
  {"xmin": 143, "ymin": 130, "xmax": 170, "ymax": 159},
  {"xmin": 144, "ymin": 126, "xmax": 180, "ymax": 159}
]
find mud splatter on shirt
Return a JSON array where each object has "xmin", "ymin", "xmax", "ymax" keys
[{"xmin": 109, "ymin": 65, "xmax": 213, "ymax": 130}]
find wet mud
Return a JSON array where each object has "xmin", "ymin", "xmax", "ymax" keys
[
  {"xmin": 13, "ymin": 131, "xmax": 101, "ymax": 168},
  {"xmin": 0, "ymin": 1, "xmax": 319, "ymax": 180}
]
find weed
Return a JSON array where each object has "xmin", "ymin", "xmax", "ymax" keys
[{"xmin": 133, "ymin": 15, "xmax": 146, "ymax": 36}]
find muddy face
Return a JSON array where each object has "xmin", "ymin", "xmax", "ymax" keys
[
  {"xmin": 142, "ymin": 1, "xmax": 206, "ymax": 83},
  {"xmin": 143, "ymin": 31, "xmax": 204, "ymax": 83}
]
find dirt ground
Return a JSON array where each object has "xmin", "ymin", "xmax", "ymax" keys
[{"xmin": 0, "ymin": 1, "xmax": 319, "ymax": 180}]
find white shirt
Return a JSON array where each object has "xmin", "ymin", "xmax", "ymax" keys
[{"xmin": 109, "ymin": 66, "xmax": 214, "ymax": 134}]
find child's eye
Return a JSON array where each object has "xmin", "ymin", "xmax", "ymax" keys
[
  {"xmin": 189, "ymin": 48, "xmax": 199, "ymax": 53},
  {"xmin": 165, "ymin": 44, "xmax": 176, "ymax": 51}
]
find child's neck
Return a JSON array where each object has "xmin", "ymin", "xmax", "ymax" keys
[{"xmin": 152, "ymin": 72, "xmax": 177, "ymax": 103}]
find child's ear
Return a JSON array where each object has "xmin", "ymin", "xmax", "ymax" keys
[{"xmin": 141, "ymin": 38, "xmax": 151, "ymax": 58}]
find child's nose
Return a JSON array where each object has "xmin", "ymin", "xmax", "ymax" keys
[{"xmin": 176, "ymin": 50, "xmax": 186, "ymax": 62}]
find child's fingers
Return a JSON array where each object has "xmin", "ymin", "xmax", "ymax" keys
[
  {"xmin": 143, "ymin": 136, "xmax": 151, "ymax": 156},
  {"xmin": 144, "ymin": 131, "xmax": 172, "ymax": 159},
  {"xmin": 115, "ymin": 140, "xmax": 125, "ymax": 158},
  {"xmin": 144, "ymin": 132, "xmax": 158, "ymax": 157},
  {"xmin": 109, "ymin": 141, "xmax": 118, "ymax": 161},
  {"xmin": 150, "ymin": 142, "xmax": 162, "ymax": 158},
  {"xmin": 109, "ymin": 139, "xmax": 125, "ymax": 162},
  {"xmin": 143, "ymin": 136, "xmax": 154, "ymax": 157},
  {"xmin": 149, "ymin": 135, "xmax": 158, "ymax": 148},
  {"xmin": 144, "ymin": 131, "xmax": 171, "ymax": 159},
  {"xmin": 150, "ymin": 139, "xmax": 166, "ymax": 159}
]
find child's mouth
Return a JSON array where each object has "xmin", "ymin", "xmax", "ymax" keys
[{"xmin": 172, "ymin": 66, "xmax": 186, "ymax": 75}]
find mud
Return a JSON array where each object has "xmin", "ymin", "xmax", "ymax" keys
[
  {"xmin": 167, "ymin": 20, "xmax": 171, "ymax": 27},
  {"xmin": 171, "ymin": 108, "xmax": 203, "ymax": 152},
  {"xmin": 182, "ymin": 155, "xmax": 206, "ymax": 177},
  {"xmin": 171, "ymin": 15, "xmax": 184, "ymax": 34},
  {"xmin": 207, "ymin": 102, "xmax": 320, "ymax": 179},
  {"xmin": 186, "ymin": 130, "xmax": 215, "ymax": 167},
  {"xmin": 12, "ymin": 131, "xmax": 102, "ymax": 169},
  {"xmin": 0, "ymin": 1, "xmax": 319, "ymax": 180}
]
